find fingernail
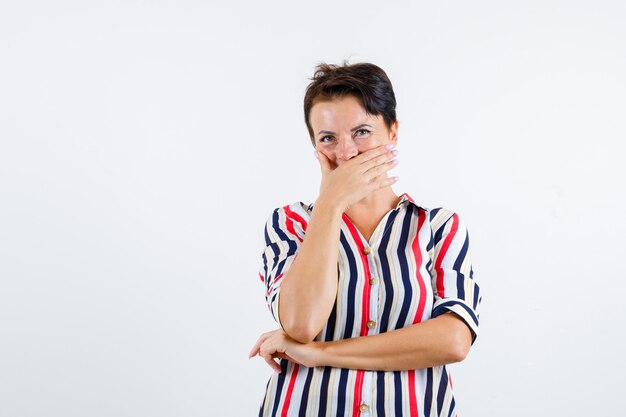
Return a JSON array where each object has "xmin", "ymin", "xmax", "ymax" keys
[{"xmin": 385, "ymin": 143, "xmax": 395, "ymax": 150}]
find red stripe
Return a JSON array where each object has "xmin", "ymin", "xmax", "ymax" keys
[
  {"xmin": 407, "ymin": 210, "xmax": 425, "ymax": 417},
  {"xmin": 411, "ymin": 209, "xmax": 427, "ymax": 324},
  {"xmin": 435, "ymin": 214, "xmax": 459, "ymax": 298},
  {"xmin": 352, "ymin": 369, "xmax": 365, "ymax": 416},
  {"xmin": 284, "ymin": 205, "xmax": 308, "ymax": 243},
  {"xmin": 267, "ymin": 252, "xmax": 298, "ymax": 297},
  {"xmin": 341, "ymin": 213, "xmax": 372, "ymax": 337},
  {"xmin": 280, "ymin": 363, "xmax": 300, "ymax": 417},
  {"xmin": 267, "ymin": 273, "xmax": 285, "ymax": 298},
  {"xmin": 259, "ymin": 272, "xmax": 264, "ymax": 283},
  {"xmin": 408, "ymin": 369, "xmax": 418, "ymax": 417},
  {"xmin": 342, "ymin": 213, "xmax": 372, "ymax": 416}
]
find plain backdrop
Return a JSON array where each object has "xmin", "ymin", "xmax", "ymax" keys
[{"xmin": 1, "ymin": 1, "xmax": 625, "ymax": 416}]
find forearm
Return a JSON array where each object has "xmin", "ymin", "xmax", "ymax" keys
[
  {"xmin": 278, "ymin": 198, "xmax": 343, "ymax": 343},
  {"xmin": 312, "ymin": 312, "xmax": 472, "ymax": 371}
]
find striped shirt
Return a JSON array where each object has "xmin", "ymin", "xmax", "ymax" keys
[{"xmin": 257, "ymin": 192, "xmax": 481, "ymax": 417}]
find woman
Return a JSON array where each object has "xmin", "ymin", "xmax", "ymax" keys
[{"xmin": 249, "ymin": 61, "xmax": 482, "ymax": 417}]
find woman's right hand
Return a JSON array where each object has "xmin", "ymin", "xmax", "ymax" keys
[{"xmin": 314, "ymin": 143, "xmax": 399, "ymax": 213}]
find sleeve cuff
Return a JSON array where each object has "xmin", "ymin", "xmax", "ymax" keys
[
  {"xmin": 270, "ymin": 291, "xmax": 286, "ymax": 331},
  {"xmin": 432, "ymin": 298, "xmax": 480, "ymax": 345}
]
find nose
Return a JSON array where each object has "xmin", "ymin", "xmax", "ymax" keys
[{"xmin": 335, "ymin": 137, "xmax": 359, "ymax": 161}]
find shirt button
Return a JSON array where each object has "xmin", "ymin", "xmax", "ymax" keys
[
  {"xmin": 369, "ymin": 277, "xmax": 378, "ymax": 285},
  {"xmin": 362, "ymin": 247, "xmax": 371, "ymax": 255},
  {"xmin": 367, "ymin": 320, "xmax": 376, "ymax": 329},
  {"xmin": 359, "ymin": 403, "xmax": 369, "ymax": 412}
]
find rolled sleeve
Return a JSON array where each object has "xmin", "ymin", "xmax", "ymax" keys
[
  {"xmin": 430, "ymin": 209, "xmax": 482, "ymax": 345},
  {"xmin": 258, "ymin": 205, "xmax": 305, "ymax": 329}
]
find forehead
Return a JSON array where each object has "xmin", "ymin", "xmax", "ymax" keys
[{"xmin": 310, "ymin": 96, "xmax": 381, "ymax": 130}]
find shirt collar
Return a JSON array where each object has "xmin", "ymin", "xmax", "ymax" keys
[{"xmin": 308, "ymin": 192, "xmax": 424, "ymax": 212}]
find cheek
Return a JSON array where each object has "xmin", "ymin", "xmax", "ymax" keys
[{"xmin": 358, "ymin": 136, "xmax": 379, "ymax": 151}]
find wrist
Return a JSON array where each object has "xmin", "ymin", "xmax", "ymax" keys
[
  {"xmin": 314, "ymin": 196, "xmax": 344, "ymax": 216},
  {"xmin": 310, "ymin": 341, "xmax": 327, "ymax": 367}
]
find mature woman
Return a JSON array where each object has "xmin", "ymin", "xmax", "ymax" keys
[{"xmin": 249, "ymin": 61, "xmax": 482, "ymax": 417}]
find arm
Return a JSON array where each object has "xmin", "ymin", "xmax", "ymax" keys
[
  {"xmin": 278, "ymin": 198, "xmax": 343, "ymax": 343},
  {"xmin": 311, "ymin": 311, "xmax": 472, "ymax": 371},
  {"xmin": 254, "ymin": 209, "xmax": 482, "ymax": 372},
  {"xmin": 429, "ymin": 209, "xmax": 481, "ymax": 345},
  {"xmin": 259, "ymin": 198, "xmax": 343, "ymax": 344},
  {"xmin": 309, "ymin": 211, "xmax": 480, "ymax": 371}
]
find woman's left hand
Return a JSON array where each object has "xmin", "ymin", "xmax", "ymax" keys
[{"xmin": 248, "ymin": 329, "xmax": 321, "ymax": 372}]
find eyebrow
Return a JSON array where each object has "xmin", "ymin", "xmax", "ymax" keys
[{"xmin": 317, "ymin": 124, "xmax": 372, "ymax": 136}]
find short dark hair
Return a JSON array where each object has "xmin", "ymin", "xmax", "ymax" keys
[{"xmin": 303, "ymin": 60, "xmax": 397, "ymax": 147}]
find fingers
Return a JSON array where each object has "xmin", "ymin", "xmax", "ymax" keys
[
  {"xmin": 248, "ymin": 334, "xmax": 266, "ymax": 358},
  {"xmin": 376, "ymin": 174, "xmax": 400, "ymax": 189},
  {"xmin": 317, "ymin": 143, "xmax": 393, "ymax": 174},
  {"xmin": 359, "ymin": 144, "xmax": 398, "ymax": 174},
  {"xmin": 263, "ymin": 355, "xmax": 282, "ymax": 373},
  {"xmin": 259, "ymin": 343, "xmax": 283, "ymax": 373},
  {"xmin": 249, "ymin": 330, "xmax": 275, "ymax": 358},
  {"xmin": 315, "ymin": 150, "xmax": 332, "ymax": 174},
  {"xmin": 249, "ymin": 330, "xmax": 285, "ymax": 373},
  {"xmin": 362, "ymin": 156, "xmax": 398, "ymax": 182}
]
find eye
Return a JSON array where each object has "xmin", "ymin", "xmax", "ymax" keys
[
  {"xmin": 355, "ymin": 129, "xmax": 371, "ymax": 137},
  {"xmin": 319, "ymin": 135, "xmax": 334, "ymax": 143}
]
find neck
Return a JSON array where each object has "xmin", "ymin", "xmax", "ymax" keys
[{"xmin": 345, "ymin": 187, "xmax": 400, "ymax": 216}]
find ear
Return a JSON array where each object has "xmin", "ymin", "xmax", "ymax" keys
[{"xmin": 389, "ymin": 119, "xmax": 399, "ymax": 144}]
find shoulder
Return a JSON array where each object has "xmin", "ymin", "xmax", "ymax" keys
[
  {"xmin": 424, "ymin": 206, "xmax": 469, "ymax": 231},
  {"xmin": 265, "ymin": 201, "xmax": 311, "ymax": 220},
  {"xmin": 427, "ymin": 207, "xmax": 457, "ymax": 227},
  {"xmin": 263, "ymin": 201, "xmax": 311, "ymax": 232}
]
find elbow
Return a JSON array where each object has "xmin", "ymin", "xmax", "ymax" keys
[
  {"xmin": 449, "ymin": 343, "xmax": 470, "ymax": 363},
  {"xmin": 448, "ymin": 331, "xmax": 472, "ymax": 363},
  {"xmin": 279, "ymin": 309, "xmax": 321, "ymax": 343},
  {"xmin": 282, "ymin": 322, "xmax": 319, "ymax": 344},
  {"xmin": 277, "ymin": 294, "xmax": 325, "ymax": 343}
]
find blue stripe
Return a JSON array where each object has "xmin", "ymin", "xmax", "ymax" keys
[
  {"xmin": 337, "ymin": 369, "xmax": 349, "ymax": 417},
  {"xmin": 271, "ymin": 210, "xmax": 298, "ymax": 282},
  {"xmin": 448, "ymin": 396, "xmax": 456, "ymax": 417},
  {"xmin": 258, "ymin": 378, "xmax": 270, "ymax": 417},
  {"xmin": 269, "ymin": 293, "xmax": 279, "ymax": 322},
  {"xmin": 324, "ymin": 299, "xmax": 338, "ymax": 342},
  {"xmin": 395, "ymin": 205, "xmax": 414, "ymax": 329},
  {"xmin": 454, "ymin": 229, "xmax": 469, "ymax": 300},
  {"xmin": 317, "ymin": 367, "xmax": 332, "ymax": 417},
  {"xmin": 340, "ymin": 231, "xmax": 358, "ymax": 339},
  {"xmin": 423, "ymin": 367, "xmax": 433, "ymax": 416},
  {"xmin": 393, "ymin": 371, "xmax": 403, "ymax": 416},
  {"xmin": 376, "ymin": 371, "xmax": 386, "ymax": 416},
  {"xmin": 429, "ymin": 207, "xmax": 447, "ymax": 242},
  {"xmin": 271, "ymin": 360, "xmax": 288, "ymax": 417},
  {"xmin": 429, "ymin": 207, "xmax": 443, "ymax": 223},
  {"xmin": 437, "ymin": 366, "xmax": 449, "ymax": 415},
  {"xmin": 378, "ymin": 211, "xmax": 398, "ymax": 333},
  {"xmin": 261, "ymin": 250, "xmax": 270, "ymax": 293},
  {"xmin": 471, "ymin": 265, "xmax": 481, "ymax": 311},
  {"xmin": 432, "ymin": 300, "xmax": 479, "ymax": 328},
  {"xmin": 298, "ymin": 367, "xmax": 314, "ymax": 417}
]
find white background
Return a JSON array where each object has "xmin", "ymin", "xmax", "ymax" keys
[{"xmin": 1, "ymin": 1, "xmax": 625, "ymax": 416}]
